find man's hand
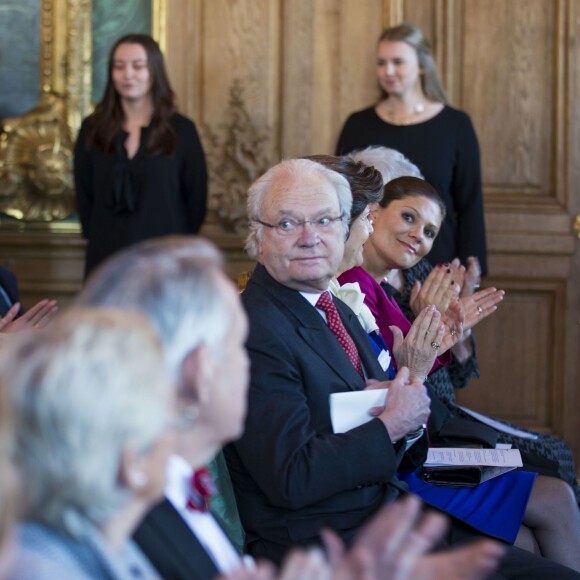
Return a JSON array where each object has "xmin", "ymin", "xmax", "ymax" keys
[
  {"xmin": 367, "ymin": 367, "xmax": 431, "ymax": 443},
  {"xmin": 324, "ymin": 494, "xmax": 505, "ymax": 580},
  {"xmin": 1, "ymin": 299, "xmax": 58, "ymax": 333},
  {"xmin": 459, "ymin": 256, "xmax": 481, "ymax": 299}
]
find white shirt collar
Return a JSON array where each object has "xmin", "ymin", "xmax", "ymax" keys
[
  {"xmin": 299, "ymin": 289, "xmax": 326, "ymax": 308},
  {"xmin": 162, "ymin": 455, "xmax": 248, "ymax": 574},
  {"xmin": 164, "ymin": 454, "xmax": 193, "ymax": 510}
]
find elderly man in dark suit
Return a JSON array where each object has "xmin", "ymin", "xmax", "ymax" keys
[
  {"xmin": 224, "ymin": 158, "xmax": 431, "ymax": 562},
  {"xmin": 224, "ymin": 158, "xmax": 580, "ymax": 579},
  {"xmin": 76, "ymin": 235, "xmax": 507, "ymax": 580}
]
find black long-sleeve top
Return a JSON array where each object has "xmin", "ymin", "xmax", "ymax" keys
[{"xmin": 74, "ymin": 113, "xmax": 207, "ymax": 276}]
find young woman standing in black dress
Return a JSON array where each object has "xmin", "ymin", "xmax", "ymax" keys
[{"xmin": 74, "ymin": 34, "xmax": 207, "ymax": 277}]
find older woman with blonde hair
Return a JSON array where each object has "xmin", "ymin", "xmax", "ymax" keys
[{"xmin": 2, "ymin": 308, "xmax": 177, "ymax": 579}]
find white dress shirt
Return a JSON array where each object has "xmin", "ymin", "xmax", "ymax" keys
[{"xmin": 164, "ymin": 455, "xmax": 254, "ymax": 574}]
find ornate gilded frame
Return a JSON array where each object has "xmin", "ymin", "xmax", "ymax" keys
[{"xmin": 0, "ymin": 0, "xmax": 166, "ymax": 228}]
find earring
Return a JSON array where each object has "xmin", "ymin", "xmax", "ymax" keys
[
  {"xmin": 129, "ymin": 470, "xmax": 149, "ymax": 488},
  {"xmin": 182, "ymin": 404, "xmax": 199, "ymax": 425},
  {"xmin": 167, "ymin": 403, "xmax": 200, "ymax": 431}
]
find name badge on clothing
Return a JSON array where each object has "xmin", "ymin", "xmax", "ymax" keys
[{"xmin": 378, "ymin": 349, "xmax": 392, "ymax": 373}]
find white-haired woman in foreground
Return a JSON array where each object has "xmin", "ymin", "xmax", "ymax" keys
[{"xmin": 2, "ymin": 308, "xmax": 177, "ymax": 579}]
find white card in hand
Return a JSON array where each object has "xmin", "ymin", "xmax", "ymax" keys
[{"xmin": 330, "ymin": 389, "xmax": 387, "ymax": 433}]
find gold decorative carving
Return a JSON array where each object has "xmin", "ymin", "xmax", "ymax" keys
[
  {"xmin": 0, "ymin": 93, "xmax": 74, "ymax": 220},
  {"xmin": 383, "ymin": 0, "xmax": 404, "ymax": 27},
  {"xmin": 202, "ymin": 80, "xmax": 273, "ymax": 234},
  {"xmin": 0, "ymin": 0, "xmax": 92, "ymax": 224},
  {"xmin": 152, "ymin": 0, "xmax": 168, "ymax": 54},
  {"xmin": 574, "ymin": 214, "xmax": 580, "ymax": 240},
  {"xmin": 66, "ymin": 0, "xmax": 93, "ymax": 134}
]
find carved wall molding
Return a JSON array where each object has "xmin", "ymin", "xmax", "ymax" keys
[
  {"xmin": 201, "ymin": 79, "xmax": 273, "ymax": 234},
  {"xmin": 0, "ymin": 93, "xmax": 74, "ymax": 221},
  {"xmin": 152, "ymin": 0, "xmax": 168, "ymax": 53}
]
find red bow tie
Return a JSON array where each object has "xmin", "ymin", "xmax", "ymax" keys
[{"xmin": 186, "ymin": 467, "xmax": 216, "ymax": 512}]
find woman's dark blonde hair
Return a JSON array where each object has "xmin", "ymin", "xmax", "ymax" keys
[{"xmin": 378, "ymin": 23, "xmax": 448, "ymax": 104}]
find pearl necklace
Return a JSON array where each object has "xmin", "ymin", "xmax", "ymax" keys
[{"xmin": 384, "ymin": 102, "xmax": 425, "ymax": 126}]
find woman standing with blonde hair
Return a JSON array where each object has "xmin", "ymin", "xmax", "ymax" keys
[{"xmin": 336, "ymin": 23, "xmax": 487, "ymax": 274}]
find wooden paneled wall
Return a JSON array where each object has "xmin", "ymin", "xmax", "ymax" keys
[
  {"xmin": 165, "ymin": 0, "xmax": 580, "ymax": 466},
  {"xmin": 1, "ymin": 0, "xmax": 579, "ymax": 465}
]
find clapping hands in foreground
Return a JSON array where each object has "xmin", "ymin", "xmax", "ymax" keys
[
  {"xmin": 0, "ymin": 299, "xmax": 58, "ymax": 335},
  {"xmin": 221, "ymin": 495, "xmax": 504, "ymax": 580}
]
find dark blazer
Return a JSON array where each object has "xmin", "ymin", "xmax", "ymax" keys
[
  {"xmin": 0, "ymin": 266, "xmax": 22, "ymax": 317},
  {"xmin": 133, "ymin": 499, "xmax": 220, "ymax": 580},
  {"xmin": 224, "ymin": 264, "xmax": 425, "ymax": 564}
]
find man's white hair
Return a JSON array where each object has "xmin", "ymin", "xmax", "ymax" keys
[
  {"xmin": 76, "ymin": 236, "xmax": 231, "ymax": 382},
  {"xmin": 245, "ymin": 158, "xmax": 353, "ymax": 259}
]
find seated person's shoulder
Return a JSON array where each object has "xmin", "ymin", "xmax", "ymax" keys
[
  {"xmin": 9, "ymin": 524, "xmax": 86, "ymax": 579},
  {"xmin": 0, "ymin": 266, "xmax": 18, "ymax": 287},
  {"xmin": 241, "ymin": 278, "xmax": 275, "ymax": 312},
  {"xmin": 242, "ymin": 287, "xmax": 286, "ymax": 330}
]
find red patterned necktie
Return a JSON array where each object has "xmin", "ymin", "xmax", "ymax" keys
[
  {"xmin": 186, "ymin": 467, "xmax": 216, "ymax": 512},
  {"xmin": 316, "ymin": 291, "xmax": 364, "ymax": 379}
]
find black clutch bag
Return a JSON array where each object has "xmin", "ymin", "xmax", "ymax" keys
[{"xmin": 421, "ymin": 465, "xmax": 484, "ymax": 487}]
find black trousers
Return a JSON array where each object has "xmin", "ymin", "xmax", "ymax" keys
[{"xmin": 249, "ymin": 506, "xmax": 580, "ymax": 579}]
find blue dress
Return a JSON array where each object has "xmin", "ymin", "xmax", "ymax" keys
[
  {"xmin": 365, "ymin": 330, "xmax": 536, "ymax": 544},
  {"xmin": 400, "ymin": 469, "xmax": 537, "ymax": 543}
]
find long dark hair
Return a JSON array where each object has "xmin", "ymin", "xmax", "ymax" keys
[{"xmin": 85, "ymin": 34, "xmax": 177, "ymax": 156}]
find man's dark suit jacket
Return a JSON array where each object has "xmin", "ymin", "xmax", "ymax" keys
[
  {"xmin": 133, "ymin": 499, "xmax": 220, "ymax": 580},
  {"xmin": 224, "ymin": 264, "xmax": 426, "ymax": 564},
  {"xmin": 224, "ymin": 264, "xmax": 580, "ymax": 579}
]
